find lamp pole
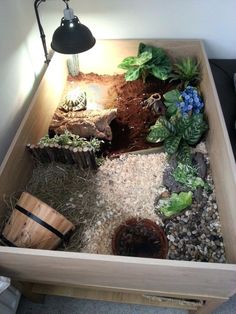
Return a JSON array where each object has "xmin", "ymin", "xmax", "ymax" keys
[{"xmin": 34, "ymin": 0, "xmax": 50, "ymax": 64}]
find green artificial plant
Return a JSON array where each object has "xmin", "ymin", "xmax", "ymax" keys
[
  {"xmin": 118, "ymin": 43, "xmax": 172, "ymax": 83},
  {"xmin": 146, "ymin": 114, "xmax": 208, "ymax": 164},
  {"xmin": 39, "ymin": 130, "xmax": 103, "ymax": 152},
  {"xmin": 157, "ymin": 191, "xmax": 193, "ymax": 218},
  {"xmin": 172, "ymin": 162, "xmax": 209, "ymax": 191},
  {"xmin": 169, "ymin": 57, "xmax": 200, "ymax": 88}
]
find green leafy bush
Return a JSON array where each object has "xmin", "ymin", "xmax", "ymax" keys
[
  {"xmin": 146, "ymin": 114, "xmax": 208, "ymax": 164},
  {"xmin": 172, "ymin": 163, "xmax": 209, "ymax": 190},
  {"xmin": 163, "ymin": 89, "xmax": 181, "ymax": 117},
  {"xmin": 163, "ymin": 86, "xmax": 204, "ymax": 118},
  {"xmin": 169, "ymin": 57, "xmax": 200, "ymax": 88},
  {"xmin": 39, "ymin": 131, "xmax": 103, "ymax": 152},
  {"xmin": 118, "ymin": 43, "xmax": 172, "ymax": 83},
  {"xmin": 157, "ymin": 191, "xmax": 192, "ymax": 218}
]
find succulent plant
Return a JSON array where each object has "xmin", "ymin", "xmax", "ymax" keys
[
  {"xmin": 146, "ymin": 113, "xmax": 208, "ymax": 164},
  {"xmin": 169, "ymin": 57, "xmax": 200, "ymax": 88},
  {"xmin": 118, "ymin": 43, "xmax": 172, "ymax": 83},
  {"xmin": 39, "ymin": 130, "xmax": 103, "ymax": 152}
]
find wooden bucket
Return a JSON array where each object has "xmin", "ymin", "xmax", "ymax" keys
[{"xmin": 1, "ymin": 192, "xmax": 75, "ymax": 249}]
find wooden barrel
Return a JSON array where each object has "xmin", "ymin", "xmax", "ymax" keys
[{"xmin": 1, "ymin": 192, "xmax": 75, "ymax": 250}]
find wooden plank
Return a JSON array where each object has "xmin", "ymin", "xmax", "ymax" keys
[
  {"xmin": 0, "ymin": 53, "xmax": 67, "ymax": 220},
  {"xmin": 189, "ymin": 299, "xmax": 226, "ymax": 314},
  {"xmin": 32, "ymin": 282, "xmax": 228, "ymax": 302},
  {"xmin": 0, "ymin": 248, "xmax": 236, "ymax": 299},
  {"xmin": 78, "ymin": 39, "xmax": 202, "ymax": 75},
  {"xmin": 198, "ymin": 42, "xmax": 236, "ymax": 263},
  {"xmin": 32, "ymin": 283, "xmax": 205, "ymax": 311}
]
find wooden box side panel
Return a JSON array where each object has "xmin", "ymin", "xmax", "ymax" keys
[
  {"xmin": 0, "ymin": 248, "xmax": 236, "ymax": 299},
  {"xmin": 0, "ymin": 54, "xmax": 68, "ymax": 220},
  {"xmin": 78, "ymin": 39, "xmax": 202, "ymax": 74},
  {"xmin": 198, "ymin": 43, "xmax": 236, "ymax": 263}
]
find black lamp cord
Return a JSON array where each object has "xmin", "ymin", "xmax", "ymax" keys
[
  {"xmin": 63, "ymin": 0, "xmax": 70, "ymax": 9},
  {"xmin": 34, "ymin": 0, "xmax": 70, "ymax": 65}
]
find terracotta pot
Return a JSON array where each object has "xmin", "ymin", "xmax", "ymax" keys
[
  {"xmin": 112, "ymin": 218, "xmax": 168, "ymax": 259},
  {"xmin": 1, "ymin": 192, "xmax": 75, "ymax": 250}
]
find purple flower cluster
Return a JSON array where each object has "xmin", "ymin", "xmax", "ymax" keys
[{"xmin": 177, "ymin": 86, "xmax": 204, "ymax": 115}]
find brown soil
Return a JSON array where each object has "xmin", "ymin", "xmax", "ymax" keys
[{"xmin": 66, "ymin": 73, "xmax": 175, "ymax": 155}]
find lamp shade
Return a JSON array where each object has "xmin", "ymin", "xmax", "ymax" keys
[{"xmin": 51, "ymin": 16, "xmax": 96, "ymax": 54}]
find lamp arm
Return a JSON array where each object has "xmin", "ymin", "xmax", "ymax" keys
[{"xmin": 34, "ymin": 0, "xmax": 50, "ymax": 64}]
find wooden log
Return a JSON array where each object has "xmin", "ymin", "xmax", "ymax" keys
[
  {"xmin": 38, "ymin": 144, "xmax": 50, "ymax": 163},
  {"xmin": 53, "ymin": 144, "xmax": 66, "ymax": 163},
  {"xmin": 69, "ymin": 147, "xmax": 83, "ymax": 169},
  {"xmin": 62, "ymin": 145, "xmax": 74, "ymax": 164},
  {"xmin": 82, "ymin": 148, "xmax": 97, "ymax": 169},
  {"xmin": 88, "ymin": 149, "xmax": 98, "ymax": 169},
  {"xmin": 49, "ymin": 109, "xmax": 117, "ymax": 141},
  {"xmin": 44, "ymin": 144, "xmax": 55, "ymax": 162},
  {"xmin": 78, "ymin": 148, "xmax": 88, "ymax": 169},
  {"xmin": 27, "ymin": 144, "xmax": 40, "ymax": 161}
]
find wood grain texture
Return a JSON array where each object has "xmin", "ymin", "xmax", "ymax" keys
[
  {"xmin": 2, "ymin": 192, "xmax": 75, "ymax": 249},
  {"xmin": 0, "ymin": 40, "xmax": 235, "ymax": 309},
  {"xmin": 32, "ymin": 283, "xmax": 205, "ymax": 311},
  {"xmin": 78, "ymin": 39, "xmax": 202, "ymax": 74},
  {"xmin": 198, "ymin": 42, "xmax": 236, "ymax": 263},
  {"xmin": 0, "ymin": 248, "xmax": 236, "ymax": 299},
  {"xmin": 0, "ymin": 53, "xmax": 67, "ymax": 221}
]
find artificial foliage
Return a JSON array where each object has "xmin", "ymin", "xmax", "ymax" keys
[
  {"xmin": 163, "ymin": 86, "xmax": 204, "ymax": 118},
  {"xmin": 147, "ymin": 113, "xmax": 208, "ymax": 164},
  {"xmin": 172, "ymin": 162, "xmax": 209, "ymax": 191},
  {"xmin": 39, "ymin": 130, "xmax": 102, "ymax": 152},
  {"xmin": 157, "ymin": 191, "xmax": 193, "ymax": 218},
  {"xmin": 118, "ymin": 43, "xmax": 172, "ymax": 83},
  {"xmin": 170, "ymin": 57, "xmax": 200, "ymax": 88}
]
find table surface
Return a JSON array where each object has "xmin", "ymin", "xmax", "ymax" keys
[{"xmin": 209, "ymin": 59, "xmax": 236, "ymax": 159}]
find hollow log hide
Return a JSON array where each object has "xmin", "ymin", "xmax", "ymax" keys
[{"xmin": 49, "ymin": 109, "xmax": 117, "ymax": 140}]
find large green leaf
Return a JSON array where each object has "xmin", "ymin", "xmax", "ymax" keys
[
  {"xmin": 118, "ymin": 56, "xmax": 139, "ymax": 70},
  {"xmin": 176, "ymin": 115, "xmax": 192, "ymax": 134},
  {"xmin": 146, "ymin": 120, "xmax": 170, "ymax": 143},
  {"xmin": 138, "ymin": 43, "xmax": 172, "ymax": 74},
  {"xmin": 125, "ymin": 67, "xmax": 141, "ymax": 81},
  {"xmin": 159, "ymin": 117, "xmax": 176, "ymax": 134},
  {"xmin": 118, "ymin": 51, "xmax": 152, "ymax": 70},
  {"xmin": 136, "ymin": 51, "xmax": 152, "ymax": 66},
  {"xmin": 158, "ymin": 192, "xmax": 193, "ymax": 218},
  {"xmin": 166, "ymin": 104, "xmax": 178, "ymax": 117},
  {"xmin": 177, "ymin": 141, "xmax": 192, "ymax": 165},
  {"xmin": 150, "ymin": 65, "xmax": 170, "ymax": 80},
  {"xmin": 163, "ymin": 89, "xmax": 181, "ymax": 104},
  {"xmin": 183, "ymin": 114, "xmax": 208, "ymax": 145},
  {"xmin": 164, "ymin": 135, "xmax": 181, "ymax": 155}
]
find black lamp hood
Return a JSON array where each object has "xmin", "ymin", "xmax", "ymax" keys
[{"xmin": 51, "ymin": 16, "xmax": 96, "ymax": 54}]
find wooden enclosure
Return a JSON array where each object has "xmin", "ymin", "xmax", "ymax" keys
[{"xmin": 0, "ymin": 40, "xmax": 236, "ymax": 313}]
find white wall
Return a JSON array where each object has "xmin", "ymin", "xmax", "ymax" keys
[
  {"xmin": 43, "ymin": 0, "xmax": 236, "ymax": 58},
  {"xmin": 0, "ymin": 0, "xmax": 45, "ymax": 164},
  {"xmin": 0, "ymin": 0, "xmax": 235, "ymax": 164}
]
